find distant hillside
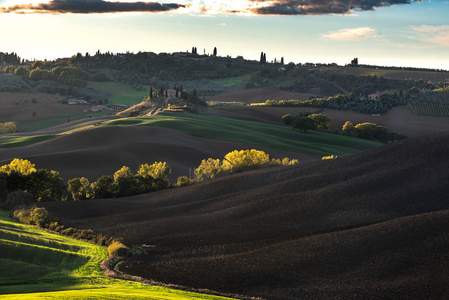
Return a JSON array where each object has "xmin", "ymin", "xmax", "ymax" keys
[{"xmin": 41, "ymin": 131, "xmax": 449, "ymax": 299}]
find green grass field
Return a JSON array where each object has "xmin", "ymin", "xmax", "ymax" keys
[
  {"xmin": 88, "ymin": 81, "xmax": 150, "ymax": 106},
  {"xmin": 0, "ymin": 210, "xmax": 234, "ymax": 299},
  {"xmin": 211, "ymin": 75, "xmax": 251, "ymax": 91},
  {"xmin": 0, "ymin": 135, "xmax": 56, "ymax": 148},
  {"xmin": 102, "ymin": 113, "xmax": 382, "ymax": 157}
]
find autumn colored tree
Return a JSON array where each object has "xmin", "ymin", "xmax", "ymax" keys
[
  {"xmin": 342, "ymin": 121, "xmax": 354, "ymax": 136},
  {"xmin": 308, "ymin": 114, "xmax": 331, "ymax": 130},
  {"xmin": 293, "ymin": 117, "xmax": 315, "ymax": 133}
]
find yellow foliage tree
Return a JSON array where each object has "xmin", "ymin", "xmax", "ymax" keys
[
  {"xmin": 223, "ymin": 149, "xmax": 270, "ymax": 172},
  {"xmin": 137, "ymin": 162, "xmax": 171, "ymax": 182},
  {"xmin": 0, "ymin": 158, "xmax": 36, "ymax": 175},
  {"xmin": 0, "ymin": 122, "xmax": 17, "ymax": 134}
]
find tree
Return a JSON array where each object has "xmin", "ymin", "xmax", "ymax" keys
[
  {"xmin": 307, "ymin": 114, "xmax": 331, "ymax": 130},
  {"xmin": 68, "ymin": 177, "xmax": 90, "ymax": 201},
  {"xmin": 293, "ymin": 117, "xmax": 315, "ymax": 133},
  {"xmin": 149, "ymin": 86, "xmax": 153, "ymax": 99},
  {"xmin": 194, "ymin": 158, "xmax": 225, "ymax": 182},
  {"xmin": 0, "ymin": 158, "xmax": 36, "ymax": 176},
  {"xmin": 113, "ymin": 166, "xmax": 135, "ymax": 197},
  {"xmin": 213, "ymin": 47, "xmax": 217, "ymax": 57},
  {"xmin": 90, "ymin": 175, "xmax": 117, "ymax": 199},
  {"xmin": 354, "ymin": 122, "xmax": 387, "ymax": 141},
  {"xmin": 222, "ymin": 149, "xmax": 270, "ymax": 173},
  {"xmin": 282, "ymin": 114, "xmax": 297, "ymax": 125},
  {"xmin": 28, "ymin": 169, "xmax": 66, "ymax": 202},
  {"xmin": 281, "ymin": 57, "xmax": 284, "ymax": 65},
  {"xmin": 342, "ymin": 121, "xmax": 354, "ymax": 136},
  {"xmin": 138, "ymin": 162, "xmax": 171, "ymax": 188}
]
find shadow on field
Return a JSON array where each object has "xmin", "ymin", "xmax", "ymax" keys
[{"xmin": 41, "ymin": 132, "xmax": 449, "ymax": 300}]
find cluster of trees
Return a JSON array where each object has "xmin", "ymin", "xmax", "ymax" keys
[
  {"xmin": 0, "ymin": 52, "xmax": 22, "ymax": 64},
  {"xmin": 194, "ymin": 149, "xmax": 298, "ymax": 182},
  {"xmin": 267, "ymin": 93, "xmax": 403, "ymax": 115},
  {"xmin": 2, "ymin": 64, "xmax": 89, "ymax": 87},
  {"xmin": 284, "ymin": 113, "xmax": 331, "ymax": 133},
  {"xmin": 342, "ymin": 121, "xmax": 407, "ymax": 142},
  {"xmin": 0, "ymin": 122, "xmax": 17, "ymax": 134},
  {"xmin": 0, "ymin": 159, "xmax": 66, "ymax": 208},
  {"xmin": 68, "ymin": 162, "xmax": 171, "ymax": 200},
  {"xmin": 282, "ymin": 113, "xmax": 407, "ymax": 142}
]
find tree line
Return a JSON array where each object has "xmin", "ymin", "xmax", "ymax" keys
[
  {"xmin": 283, "ymin": 112, "xmax": 407, "ymax": 143},
  {"xmin": 0, "ymin": 150, "xmax": 299, "ymax": 207}
]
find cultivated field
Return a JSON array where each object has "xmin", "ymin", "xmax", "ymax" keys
[
  {"xmin": 0, "ymin": 113, "xmax": 381, "ymax": 183},
  {"xmin": 206, "ymin": 105, "xmax": 449, "ymax": 138},
  {"xmin": 0, "ymin": 91, "xmax": 113, "ymax": 132},
  {"xmin": 40, "ymin": 131, "xmax": 449, "ymax": 300},
  {"xmin": 2, "ymin": 77, "xmax": 449, "ymax": 300}
]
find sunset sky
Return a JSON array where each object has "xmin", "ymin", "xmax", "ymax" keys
[{"xmin": 1, "ymin": 0, "xmax": 448, "ymax": 70}]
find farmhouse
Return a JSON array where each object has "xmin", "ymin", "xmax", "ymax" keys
[
  {"xmin": 368, "ymin": 93, "xmax": 381, "ymax": 100},
  {"xmin": 90, "ymin": 105, "xmax": 110, "ymax": 112},
  {"xmin": 68, "ymin": 99, "xmax": 88, "ymax": 105},
  {"xmin": 166, "ymin": 89, "xmax": 177, "ymax": 99}
]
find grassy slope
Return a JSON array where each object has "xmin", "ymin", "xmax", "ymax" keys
[
  {"xmin": 101, "ymin": 113, "xmax": 382, "ymax": 157},
  {"xmin": 211, "ymin": 75, "xmax": 251, "ymax": 91},
  {"xmin": 87, "ymin": 81, "xmax": 150, "ymax": 106},
  {"xmin": 0, "ymin": 135, "xmax": 56, "ymax": 148},
  {"xmin": 0, "ymin": 210, "xmax": 234, "ymax": 300}
]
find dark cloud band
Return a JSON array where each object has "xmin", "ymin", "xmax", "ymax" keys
[
  {"xmin": 250, "ymin": 0, "xmax": 420, "ymax": 15},
  {"xmin": 0, "ymin": 0, "xmax": 185, "ymax": 14}
]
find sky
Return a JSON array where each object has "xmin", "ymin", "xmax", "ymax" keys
[{"xmin": 0, "ymin": 0, "xmax": 448, "ymax": 70}]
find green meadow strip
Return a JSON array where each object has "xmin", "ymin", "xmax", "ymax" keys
[
  {"xmin": 0, "ymin": 135, "xmax": 56, "ymax": 148},
  {"xmin": 0, "ymin": 210, "xmax": 235, "ymax": 299},
  {"xmin": 102, "ymin": 113, "xmax": 382, "ymax": 157}
]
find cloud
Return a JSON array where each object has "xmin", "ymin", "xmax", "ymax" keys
[
  {"xmin": 323, "ymin": 27, "xmax": 379, "ymax": 40},
  {"xmin": 248, "ymin": 0, "xmax": 420, "ymax": 16},
  {"xmin": 0, "ymin": 0, "xmax": 186, "ymax": 14},
  {"xmin": 1, "ymin": 0, "xmax": 422, "ymax": 15},
  {"xmin": 410, "ymin": 25, "xmax": 449, "ymax": 47}
]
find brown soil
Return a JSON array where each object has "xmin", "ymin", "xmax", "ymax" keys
[
  {"xmin": 206, "ymin": 106, "xmax": 449, "ymax": 138},
  {"xmin": 40, "ymin": 132, "xmax": 449, "ymax": 300},
  {"xmin": 0, "ymin": 92, "xmax": 85, "ymax": 121},
  {"xmin": 206, "ymin": 88, "xmax": 315, "ymax": 104},
  {"xmin": 0, "ymin": 126, "xmax": 318, "ymax": 182}
]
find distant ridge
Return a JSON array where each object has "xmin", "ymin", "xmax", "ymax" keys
[{"xmin": 41, "ymin": 131, "xmax": 449, "ymax": 299}]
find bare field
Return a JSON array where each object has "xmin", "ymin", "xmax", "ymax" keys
[
  {"xmin": 41, "ymin": 131, "xmax": 449, "ymax": 300},
  {"xmin": 0, "ymin": 92, "xmax": 80, "ymax": 120}
]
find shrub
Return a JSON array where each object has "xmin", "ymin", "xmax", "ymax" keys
[
  {"xmin": 107, "ymin": 241, "xmax": 129, "ymax": 257},
  {"xmin": 322, "ymin": 155, "xmax": 338, "ymax": 160},
  {"xmin": 12, "ymin": 207, "xmax": 32, "ymax": 224},
  {"xmin": 223, "ymin": 149, "xmax": 270, "ymax": 173},
  {"xmin": 177, "ymin": 176, "xmax": 193, "ymax": 187},
  {"xmin": 194, "ymin": 158, "xmax": 227, "ymax": 182},
  {"xmin": 29, "ymin": 207, "xmax": 50, "ymax": 227}
]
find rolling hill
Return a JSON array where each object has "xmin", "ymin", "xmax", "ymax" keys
[{"xmin": 39, "ymin": 131, "xmax": 449, "ymax": 299}]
